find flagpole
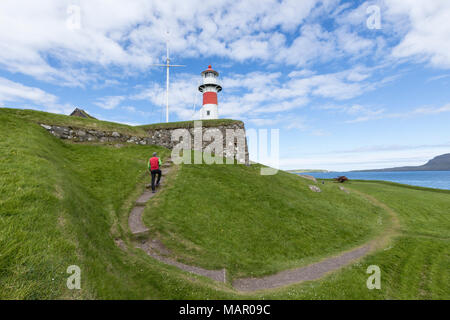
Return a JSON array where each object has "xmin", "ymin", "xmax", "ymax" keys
[
  {"xmin": 166, "ymin": 43, "xmax": 169, "ymax": 123},
  {"xmin": 151, "ymin": 35, "xmax": 184, "ymax": 124}
]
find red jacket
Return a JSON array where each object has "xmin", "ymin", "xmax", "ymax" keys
[{"xmin": 149, "ymin": 157, "xmax": 160, "ymax": 171}]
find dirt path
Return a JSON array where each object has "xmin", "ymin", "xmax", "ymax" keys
[
  {"xmin": 136, "ymin": 240, "xmax": 226, "ymax": 282},
  {"xmin": 233, "ymin": 186, "xmax": 401, "ymax": 292},
  {"xmin": 128, "ymin": 158, "xmax": 227, "ymax": 283},
  {"xmin": 128, "ymin": 166, "xmax": 400, "ymax": 292},
  {"xmin": 233, "ymin": 244, "xmax": 372, "ymax": 291}
]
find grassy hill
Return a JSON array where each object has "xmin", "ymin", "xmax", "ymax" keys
[
  {"xmin": 1, "ymin": 108, "xmax": 448, "ymax": 299},
  {"xmin": 0, "ymin": 107, "xmax": 148, "ymax": 136},
  {"xmin": 145, "ymin": 162, "xmax": 386, "ymax": 278}
]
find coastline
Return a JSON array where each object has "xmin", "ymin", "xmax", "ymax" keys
[{"xmin": 292, "ymin": 170, "xmax": 450, "ymax": 191}]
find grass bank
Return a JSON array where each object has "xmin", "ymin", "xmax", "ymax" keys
[
  {"xmin": 139, "ymin": 118, "xmax": 243, "ymax": 130},
  {"xmin": 256, "ymin": 180, "xmax": 449, "ymax": 299},
  {"xmin": 0, "ymin": 110, "xmax": 231, "ymax": 299},
  {"xmin": 1, "ymin": 108, "xmax": 448, "ymax": 299},
  {"xmin": 0, "ymin": 108, "xmax": 147, "ymax": 136},
  {"xmin": 144, "ymin": 162, "xmax": 387, "ymax": 278}
]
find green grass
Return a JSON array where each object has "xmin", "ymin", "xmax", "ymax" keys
[
  {"xmin": 256, "ymin": 236, "xmax": 448, "ymax": 299},
  {"xmin": 144, "ymin": 163, "xmax": 387, "ymax": 278},
  {"xmin": 1, "ymin": 108, "xmax": 448, "ymax": 299},
  {"xmin": 346, "ymin": 180, "xmax": 450, "ymax": 239},
  {"xmin": 0, "ymin": 108, "xmax": 147, "ymax": 136},
  {"xmin": 253, "ymin": 180, "xmax": 450, "ymax": 299},
  {"xmin": 0, "ymin": 110, "xmax": 233, "ymax": 299},
  {"xmin": 138, "ymin": 118, "xmax": 243, "ymax": 130},
  {"xmin": 2, "ymin": 107, "xmax": 243, "ymax": 133}
]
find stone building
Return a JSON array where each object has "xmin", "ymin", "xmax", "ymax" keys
[{"xmin": 70, "ymin": 108, "xmax": 96, "ymax": 119}]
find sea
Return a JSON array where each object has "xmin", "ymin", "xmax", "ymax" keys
[{"xmin": 295, "ymin": 171, "xmax": 450, "ymax": 190}]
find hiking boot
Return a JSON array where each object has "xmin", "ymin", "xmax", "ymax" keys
[{"xmin": 152, "ymin": 190, "xmax": 156, "ymax": 193}]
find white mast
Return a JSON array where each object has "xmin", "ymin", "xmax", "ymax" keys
[
  {"xmin": 166, "ymin": 43, "xmax": 169, "ymax": 123},
  {"xmin": 152, "ymin": 36, "xmax": 184, "ymax": 123}
]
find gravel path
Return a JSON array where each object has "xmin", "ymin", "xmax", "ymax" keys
[
  {"xmin": 128, "ymin": 168, "xmax": 170, "ymax": 235},
  {"xmin": 232, "ymin": 187, "xmax": 399, "ymax": 292},
  {"xmin": 233, "ymin": 244, "xmax": 371, "ymax": 291},
  {"xmin": 128, "ymin": 161, "xmax": 398, "ymax": 291},
  {"xmin": 129, "ymin": 206, "xmax": 149, "ymax": 235},
  {"xmin": 128, "ymin": 158, "xmax": 227, "ymax": 283},
  {"xmin": 137, "ymin": 240, "xmax": 226, "ymax": 282}
]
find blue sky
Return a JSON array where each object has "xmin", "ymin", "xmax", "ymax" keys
[{"xmin": 0, "ymin": 0, "xmax": 449, "ymax": 170}]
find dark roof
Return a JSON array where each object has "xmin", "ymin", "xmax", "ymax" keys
[{"xmin": 70, "ymin": 108, "xmax": 96, "ymax": 119}]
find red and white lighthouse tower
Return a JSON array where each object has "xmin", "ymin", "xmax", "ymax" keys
[{"xmin": 198, "ymin": 65, "xmax": 222, "ymax": 120}]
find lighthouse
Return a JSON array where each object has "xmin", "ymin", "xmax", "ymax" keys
[{"xmin": 198, "ymin": 65, "xmax": 222, "ymax": 120}]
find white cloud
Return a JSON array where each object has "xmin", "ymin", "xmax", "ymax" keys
[
  {"xmin": 345, "ymin": 110, "xmax": 385, "ymax": 123},
  {"xmin": 335, "ymin": 26, "xmax": 374, "ymax": 56},
  {"xmin": 130, "ymin": 73, "xmax": 199, "ymax": 120},
  {"xmin": 386, "ymin": 0, "xmax": 450, "ymax": 68},
  {"xmin": 276, "ymin": 24, "xmax": 336, "ymax": 67},
  {"xmin": 413, "ymin": 104, "xmax": 450, "ymax": 115},
  {"xmin": 0, "ymin": 0, "xmax": 447, "ymax": 91},
  {"xmin": 287, "ymin": 67, "xmax": 376, "ymax": 100},
  {"xmin": 122, "ymin": 105, "xmax": 152, "ymax": 118},
  {"xmin": 341, "ymin": 102, "xmax": 450, "ymax": 123},
  {"xmin": 0, "ymin": 77, "xmax": 57, "ymax": 105},
  {"xmin": 279, "ymin": 145, "xmax": 450, "ymax": 171},
  {"xmin": 129, "ymin": 63, "xmax": 383, "ymax": 123},
  {"xmin": 94, "ymin": 95, "xmax": 125, "ymax": 110},
  {"xmin": 123, "ymin": 106, "xmax": 136, "ymax": 113},
  {"xmin": 426, "ymin": 74, "xmax": 450, "ymax": 82},
  {"xmin": 315, "ymin": 103, "xmax": 387, "ymax": 124},
  {"xmin": 0, "ymin": 0, "xmax": 331, "ymax": 85},
  {"xmin": 0, "ymin": 76, "xmax": 72, "ymax": 113},
  {"xmin": 248, "ymin": 117, "xmax": 282, "ymax": 127},
  {"xmin": 288, "ymin": 69, "xmax": 316, "ymax": 78}
]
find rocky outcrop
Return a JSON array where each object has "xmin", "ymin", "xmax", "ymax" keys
[
  {"xmin": 298, "ymin": 174, "xmax": 317, "ymax": 183},
  {"xmin": 309, "ymin": 185, "xmax": 322, "ymax": 192}
]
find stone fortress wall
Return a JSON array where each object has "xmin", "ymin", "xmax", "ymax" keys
[{"xmin": 40, "ymin": 121, "xmax": 250, "ymax": 165}]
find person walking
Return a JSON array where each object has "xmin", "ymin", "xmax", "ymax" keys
[{"xmin": 148, "ymin": 152, "xmax": 162, "ymax": 193}]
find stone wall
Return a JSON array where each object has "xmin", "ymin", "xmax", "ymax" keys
[
  {"xmin": 40, "ymin": 124, "xmax": 150, "ymax": 145},
  {"xmin": 40, "ymin": 121, "xmax": 250, "ymax": 164},
  {"xmin": 146, "ymin": 122, "xmax": 249, "ymax": 164}
]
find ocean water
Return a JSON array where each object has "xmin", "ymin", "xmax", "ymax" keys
[{"xmin": 295, "ymin": 171, "xmax": 450, "ymax": 190}]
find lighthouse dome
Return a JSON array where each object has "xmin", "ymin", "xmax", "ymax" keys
[{"xmin": 201, "ymin": 65, "xmax": 219, "ymax": 77}]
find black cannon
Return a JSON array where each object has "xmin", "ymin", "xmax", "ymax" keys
[{"xmin": 334, "ymin": 176, "xmax": 349, "ymax": 183}]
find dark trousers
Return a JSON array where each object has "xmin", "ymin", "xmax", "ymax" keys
[{"xmin": 150, "ymin": 169, "xmax": 162, "ymax": 191}]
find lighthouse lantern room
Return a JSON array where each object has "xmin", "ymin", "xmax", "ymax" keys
[{"xmin": 198, "ymin": 65, "xmax": 222, "ymax": 120}]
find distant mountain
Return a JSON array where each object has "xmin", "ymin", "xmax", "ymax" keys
[
  {"xmin": 354, "ymin": 153, "xmax": 450, "ymax": 172},
  {"xmin": 286, "ymin": 169, "xmax": 329, "ymax": 173}
]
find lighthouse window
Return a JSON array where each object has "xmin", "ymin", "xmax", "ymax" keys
[{"xmin": 207, "ymin": 111, "xmax": 210, "ymax": 116}]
